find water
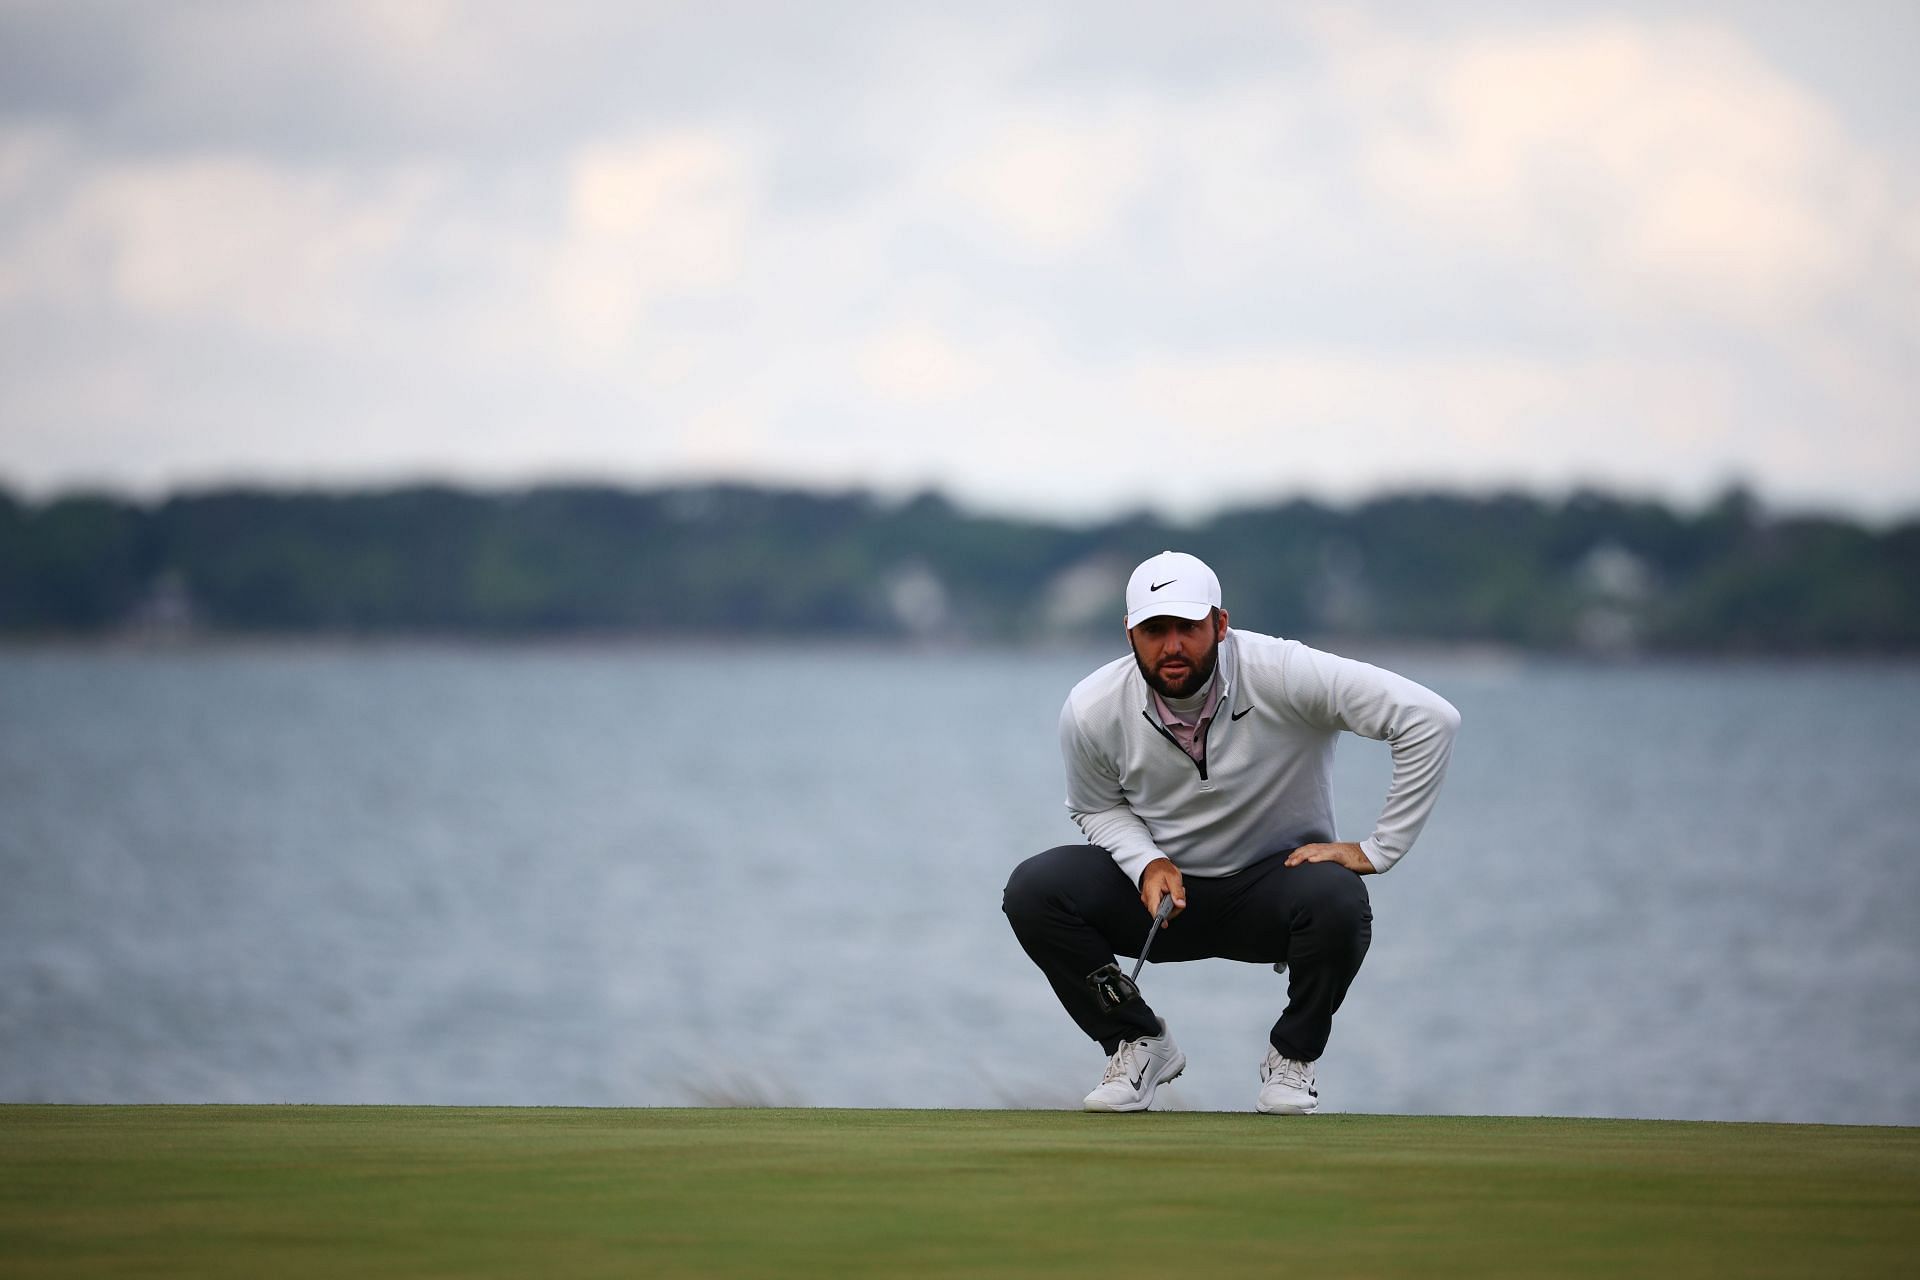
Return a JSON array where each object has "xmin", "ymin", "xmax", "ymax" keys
[{"xmin": 2, "ymin": 642, "xmax": 1916, "ymax": 1124}]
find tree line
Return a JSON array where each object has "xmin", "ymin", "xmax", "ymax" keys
[{"xmin": 1, "ymin": 481, "xmax": 1915, "ymax": 653}]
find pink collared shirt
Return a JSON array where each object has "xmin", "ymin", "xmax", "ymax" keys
[{"xmin": 1150, "ymin": 674, "xmax": 1222, "ymax": 767}]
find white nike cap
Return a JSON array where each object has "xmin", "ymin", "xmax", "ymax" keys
[{"xmin": 1125, "ymin": 550, "xmax": 1221, "ymax": 630}]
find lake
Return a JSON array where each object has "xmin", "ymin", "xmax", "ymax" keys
[{"xmin": 2, "ymin": 641, "xmax": 1916, "ymax": 1124}]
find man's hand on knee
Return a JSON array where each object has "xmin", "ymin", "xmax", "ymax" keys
[
  {"xmin": 1283, "ymin": 841, "xmax": 1376, "ymax": 874},
  {"xmin": 1139, "ymin": 858, "xmax": 1187, "ymax": 922}
]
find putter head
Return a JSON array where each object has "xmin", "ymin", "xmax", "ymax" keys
[{"xmin": 1085, "ymin": 963, "xmax": 1140, "ymax": 1012}]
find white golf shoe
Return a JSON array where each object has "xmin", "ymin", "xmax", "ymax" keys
[
  {"xmin": 1256, "ymin": 1046, "xmax": 1318, "ymax": 1114},
  {"xmin": 1083, "ymin": 1019, "xmax": 1186, "ymax": 1112}
]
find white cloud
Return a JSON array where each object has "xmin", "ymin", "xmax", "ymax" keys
[
  {"xmin": 0, "ymin": 135, "xmax": 442, "ymax": 341},
  {"xmin": 941, "ymin": 110, "xmax": 1154, "ymax": 253},
  {"xmin": 1120, "ymin": 345, "xmax": 1747, "ymax": 493},
  {"xmin": 1331, "ymin": 16, "xmax": 1907, "ymax": 326},
  {"xmin": 0, "ymin": 5, "xmax": 1915, "ymax": 518},
  {"xmin": 854, "ymin": 326, "xmax": 987, "ymax": 402},
  {"xmin": 545, "ymin": 131, "xmax": 759, "ymax": 357}
]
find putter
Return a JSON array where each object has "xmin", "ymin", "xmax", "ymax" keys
[
  {"xmin": 1086, "ymin": 894, "xmax": 1177, "ymax": 1012},
  {"xmin": 1132, "ymin": 893, "xmax": 1176, "ymax": 981}
]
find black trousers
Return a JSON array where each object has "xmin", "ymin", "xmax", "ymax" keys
[{"xmin": 1002, "ymin": 844, "xmax": 1372, "ymax": 1060}]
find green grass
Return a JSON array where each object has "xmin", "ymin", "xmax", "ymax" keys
[{"xmin": 2, "ymin": 1107, "xmax": 1916, "ymax": 1278}]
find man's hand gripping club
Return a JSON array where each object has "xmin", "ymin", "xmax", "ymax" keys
[{"xmin": 1140, "ymin": 857, "xmax": 1187, "ymax": 924}]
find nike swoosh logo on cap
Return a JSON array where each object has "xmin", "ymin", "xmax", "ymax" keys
[{"xmin": 1150, "ymin": 579, "xmax": 1175, "ymax": 591}]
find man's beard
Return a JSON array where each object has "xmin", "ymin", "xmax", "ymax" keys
[{"xmin": 1133, "ymin": 634, "xmax": 1221, "ymax": 700}]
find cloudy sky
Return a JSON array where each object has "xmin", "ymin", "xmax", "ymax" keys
[{"xmin": 1, "ymin": 0, "xmax": 1915, "ymax": 519}]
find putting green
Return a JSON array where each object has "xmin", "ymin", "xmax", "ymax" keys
[{"xmin": 2, "ymin": 1107, "xmax": 1915, "ymax": 1277}]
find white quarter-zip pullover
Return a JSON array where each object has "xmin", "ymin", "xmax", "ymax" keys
[{"xmin": 1059, "ymin": 629, "xmax": 1460, "ymax": 884}]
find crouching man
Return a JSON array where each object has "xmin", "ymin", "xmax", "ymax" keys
[{"xmin": 1003, "ymin": 551, "xmax": 1459, "ymax": 1113}]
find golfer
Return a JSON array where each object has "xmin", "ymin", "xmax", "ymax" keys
[{"xmin": 1003, "ymin": 550, "xmax": 1459, "ymax": 1113}]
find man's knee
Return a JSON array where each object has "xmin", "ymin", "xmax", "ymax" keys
[
  {"xmin": 1003, "ymin": 844, "xmax": 1107, "ymax": 922},
  {"xmin": 1293, "ymin": 862, "xmax": 1373, "ymax": 938}
]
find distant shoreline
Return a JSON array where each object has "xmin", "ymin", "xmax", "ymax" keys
[
  {"xmin": 7, "ymin": 481, "xmax": 1916, "ymax": 653},
  {"xmin": 5, "ymin": 631, "xmax": 1919, "ymax": 668}
]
